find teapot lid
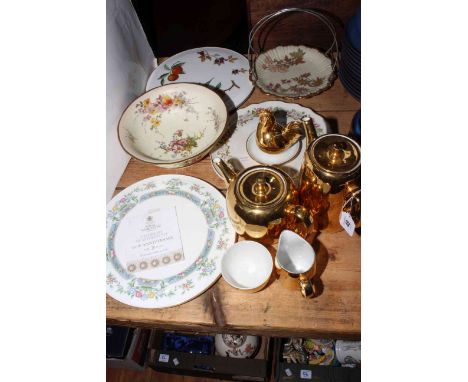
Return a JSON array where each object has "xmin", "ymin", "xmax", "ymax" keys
[
  {"xmin": 235, "ymin": 166, "xmax": 288, "ymax": 208},
  {"xmin": 309, "ymin": 134, "xmax": 361, "ymax": 177}
]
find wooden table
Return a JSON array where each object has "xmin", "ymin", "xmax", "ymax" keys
[{"xmin": 107, "ymin": 78, "xmax": 361, "ymax": 339}]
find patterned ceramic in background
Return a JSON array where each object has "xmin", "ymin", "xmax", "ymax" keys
[
  {"xmin": 282, "ymin": 338, "xmax": 335, "ymax": 365},
  {"xmin": 339, "ymin": 34, "xmax": 361, "ymax": 101},
  {"xmin": 210, "ymin": 101, "xmax": 328, "ymax": 182},
  {"xmin": 254, "ymin": 45, "xmax": 335, "ymax": 98},
  {"xmin": 335, "ymin": 340, "xmax": 361, "ymax": 366},
  {"xmin": 146, "ymin": 47, "xmax": 254, "ymax": 109},
  {"xmin": 304, "ymin": 339, "xmax": 335, "ymax": 365},
  {"xmin": 118, "ymin": 83, "xmax": 227, "ymax": 168},
  {"xmin": 339, "ymin": 8, "xmax": 361, "ymax": 101},
  {"xmin": 106, "ymin": 175, "xmax": 236, "ymax": 308},
  {"xmin": 215, "ymin": 334, "xmax": 260, "ymax": 358}
]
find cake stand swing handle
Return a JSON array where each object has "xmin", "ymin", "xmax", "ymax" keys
[{"xmin": 248, "ymin": 7, "xmax": 339, "ymax": 82}]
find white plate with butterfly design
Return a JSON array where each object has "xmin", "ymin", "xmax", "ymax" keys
[
  {"xmin": 210, "ymin": 101, "xmax": 329, "ymax": 182},
  {"xmin": 146, "ymin": 47, "xmax": 253, "ymax": 109},
  {"xmin": 106, "ymin": 175, "xmax": 236, "ymax": 308}
]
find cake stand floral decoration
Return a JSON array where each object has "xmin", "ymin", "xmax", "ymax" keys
[{"xmin": 248, "ymin": 8, "xmax": 338, "ymax": 99}]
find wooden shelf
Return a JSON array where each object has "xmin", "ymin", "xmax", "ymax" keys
[{"xmin": 107, "ymin": 78, "xmax": 360, "ymax": 339}]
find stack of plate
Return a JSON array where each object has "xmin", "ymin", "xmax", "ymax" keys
[{"xmin": 339, "ymin": 9, "xmax": 360, "ymax": 101}]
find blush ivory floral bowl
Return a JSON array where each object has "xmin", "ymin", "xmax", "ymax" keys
[
  {"xmin": 253, "ymin": 45, "xmax": 336, "ymax": 98},
  {"xmin": 118, "ymin": 83, "xmax": 228, "ymax": 168}
]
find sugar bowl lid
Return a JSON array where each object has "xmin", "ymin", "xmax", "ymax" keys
[
  {"xmin": 235, "ymin": 166, "xmax": 288, "ymax": 208},
  {"xmin": 309, "ymin": 134, "xmax": 360, "ymax": 178}
]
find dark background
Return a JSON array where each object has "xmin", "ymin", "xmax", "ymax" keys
[{"xmin": 131, "ymin": 0, "xmax": 360, "ymax": 57}]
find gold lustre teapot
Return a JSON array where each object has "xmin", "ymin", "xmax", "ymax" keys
[
  {"xmin": 213, "ymin": 158, "xmax": 313, "ymax": 240},
  {"xmin": 300, "ymin": 120, "xmax": 361, "ymax": 233}
]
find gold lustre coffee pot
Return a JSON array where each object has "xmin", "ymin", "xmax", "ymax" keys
[
  {"xmin": 213, "ymin": 158, "xmax": 313, "ymax": 240},
  {"xmin": 300, "ymin": 120, "xmax": 361, "ymax": 233}
]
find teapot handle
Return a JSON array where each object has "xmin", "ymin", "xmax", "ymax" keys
[{"xmin": 284, "ymin": 204, "xmax": 313, "ymax": 227}]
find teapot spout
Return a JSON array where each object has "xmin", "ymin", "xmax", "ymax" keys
[{"xmin": 213, "ymin": 157, "xmax": 237, "ymax": 184}]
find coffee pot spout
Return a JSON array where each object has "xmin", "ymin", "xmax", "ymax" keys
[{"xmin": 301, "ymin": 116, "xmax": 317, "ymax": 148}]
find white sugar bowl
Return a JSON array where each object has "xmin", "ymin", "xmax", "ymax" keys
[
  {"xmin": 221, "ymin": 241, "xmax": 273, "ymax": 292},
  {"xmin": 215, "ymin": 334, "xmax": 260, "ymax": 358}
]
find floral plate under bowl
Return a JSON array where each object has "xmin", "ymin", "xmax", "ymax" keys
[
  {"xmin": 253, "ymin": 45, "xmax": 335, "ymax": 98},
  {"xmin": 118, "ymin": 83, "xmax": 228, "ymax": 168},
  {"xmin": 106, "ymin": 174, "xmax": 236, "ymax": 308},
  {"xmin": 210, "ymin": 101, "xmax": 328, "ymax": 183}
]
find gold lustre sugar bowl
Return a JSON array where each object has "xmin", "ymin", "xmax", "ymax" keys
[{"xmin": 213, "ymin": 158, "xmax": 312, "ymax": 240}]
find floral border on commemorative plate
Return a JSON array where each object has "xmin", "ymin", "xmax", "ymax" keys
[{"xmin": 106, "ymin": 175, "xmax": 235, "ymax": 307}]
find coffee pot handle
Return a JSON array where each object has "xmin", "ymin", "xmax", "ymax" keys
[{"xmin": 343, "ymin": 186, "xmax": 361, "ymax": 228}]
